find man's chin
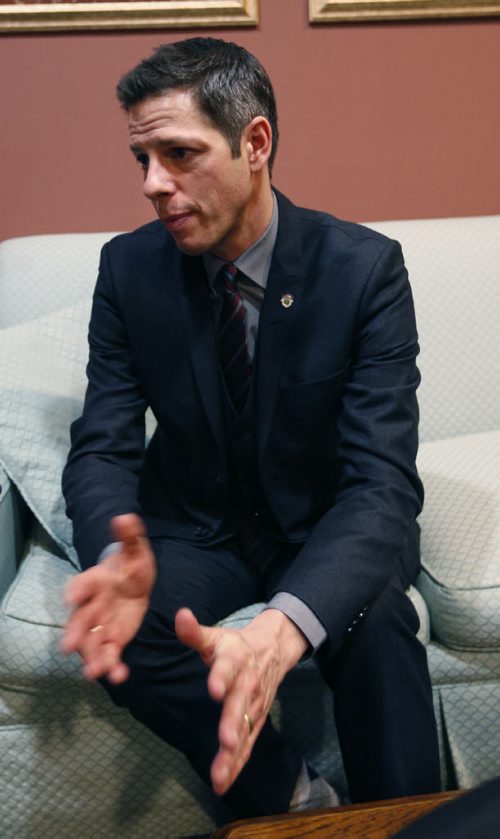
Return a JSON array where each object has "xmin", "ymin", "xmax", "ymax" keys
[
  {"xmin": 159, "ymin": 224, "xmax": 202, "ymax": 256},
  {"xmin": 171, "ymin": 238, "xmax": 206, "ymax": 257}
]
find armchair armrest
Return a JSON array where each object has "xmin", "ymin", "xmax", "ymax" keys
[
  {"xmin": 416, "ymin": 430, "xmax": 500, "ymax": 650},
  {"xmin": 0, "ymin": 466, "xmax": 29, "ymax": 599}
]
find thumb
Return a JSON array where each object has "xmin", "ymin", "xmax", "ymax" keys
[
  {"xmin": 175, "ymin": 607, "xmax": 217, "ymax": 663},
  {"xmin": 110, "ymin": 513, "xmax": 146, "ymax": 554}
]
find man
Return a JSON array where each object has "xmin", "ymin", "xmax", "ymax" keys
[{"xmin": 61, "ymin": 37, "xmax": 440, "ymax": 820}]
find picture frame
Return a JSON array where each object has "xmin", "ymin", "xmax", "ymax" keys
[
  {"xmin": 0, "ymin": 0, "xmax": 259, "ymax": 34},
  {"xmin": 309, "ymin": 0, "xmax": 500, "ymax": 23}
]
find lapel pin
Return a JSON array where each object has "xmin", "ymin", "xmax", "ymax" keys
[{"xmin": 280, "ymin": 293, "xmax": 294, "ymax": 309}]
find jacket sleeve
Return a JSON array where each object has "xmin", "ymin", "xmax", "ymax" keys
[
  {"xmin": 270, "ymin": 238, "xmax": 424, "ymax": 650},
  {"xmin": 62, "ymin": 243, "xmax": 148, "ymax": 569}
]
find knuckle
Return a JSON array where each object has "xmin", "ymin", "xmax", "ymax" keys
[{"xmin": 248, "ymin": 668, "xmax": 260, "ymax": 689}]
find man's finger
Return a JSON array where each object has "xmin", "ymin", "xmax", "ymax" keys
[
  {"xmin": 207, "ymin": 631, "xmax": 257, "ymax": 703},
  {"xmin": 106, "ymin": 659, "xmax": 130, "ymax": 685},
  {"xmin": 63, "ymin": 566, "xmax": 103, "ymax": 608},
  {"xmin": 175, "ymin": 607, "xmax": 217, "ymax": 662},
  {"xmin": 217, "ymin": 665, "xmax": 260, "ymax": 751},
  {"xmin": 211, "ymin": 715, "xmax": 261, "ymax": 796},
  {"xmin": 207, "ymin": 655, "xmax": 238, "ymax": 703},
  {"xmin": 81, "ymin": 638, "xmax": 126, "ymax": 682},
  {"xmin": 207, "ymin": 642, "xmax": 254, "ymax": 703},
  {"xmin": 210, "ymin": 667, "xmax": 263, "ymax": 795},
  {"xmin": 60, "ymin": 598, "xmax": 109, "ymax": 653},
  {"xmin": 211, "ymin": 721, "xmax": 257, "ymax": 796}
]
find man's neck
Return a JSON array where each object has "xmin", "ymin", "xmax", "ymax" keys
[{"xmin": 211, "ymin": 178, "xmax": 274, "ymax": 263}]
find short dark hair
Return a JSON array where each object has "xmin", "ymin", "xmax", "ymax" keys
[{"xmin": 116, "ymin": 37, "xmax": 279, "ymax": 173}]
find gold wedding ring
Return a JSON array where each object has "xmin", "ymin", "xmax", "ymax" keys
[
  {"xmin": 89, "ymin": 624, "xmax": 103, "ymax": 634},
  {"xmin": 243, "ymin": 712, "xmax": 254, "ymax": 736}
]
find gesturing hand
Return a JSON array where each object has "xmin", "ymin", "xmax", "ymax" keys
[
  {"xmin": 61, "ymin": 513, "xmax": 156, "ymax": 685},
  {"xmin": 175, "ymin": 606, "xmax": 307, "ymax": 796}
]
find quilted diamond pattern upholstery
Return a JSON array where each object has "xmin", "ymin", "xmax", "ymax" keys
[
  {"xmin": 428, "ymin": 642, "xmax": 500, "ymax": 686},
  {"xmin": 0, "ymin": 232, "xmax": 114, "ymax": 328},
  {"xmin": 0, "ymin": 302, "xmax": 91, "ymax": 564},
  {"xmin": 369, "ymin": 216, "xmax": 500, "ymax": 443},
  {"xmin": 0, "ymin": 537, "xmax": 230, "ymax": 838},
  {"xmin": 417, "ymin": 431, "xmax": 500, "ymax": 649},
  {"xmin": 1, "ymin": 705, "xmax": 227, "ymax": 839},
  {"xmin": 1, "ymin": 219, "xmax": 499, "ymax": 836},
  {"xmin": 436, "ymin": 683, "xmax": 500, "ymax": 788}
]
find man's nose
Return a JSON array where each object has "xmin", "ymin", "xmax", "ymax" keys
[{"xmin": 143, "ymin": 159, "xmax": 175, "ymax": 200}]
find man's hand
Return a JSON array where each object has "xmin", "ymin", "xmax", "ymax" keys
[
  {"xmin": 60, "ymin": 514, "xmax": 156, "ymax": 685},
  {"xmin": 175, "ymin": 606, "xmax": 308, "ymax": 797}
]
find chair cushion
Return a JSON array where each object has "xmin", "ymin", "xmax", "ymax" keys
[
  {"xmin": 0, "ymin": 302, "xmax": 91, "ymax": 566},
  {"xmin": 0, "ymin": 532, "xmax": 228, "ymax": 839},
  {"xmin": 0, "ymin": 530, "xmax": 79, "ymax": 687},
  {"xmin": 417, "ymin": 431, "xmax": 500, "ymax": 650}
]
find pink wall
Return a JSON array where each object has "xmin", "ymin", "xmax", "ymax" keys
[{"xmin": 2, "ymin": 0, "xmax": 500, "ymax": 239}]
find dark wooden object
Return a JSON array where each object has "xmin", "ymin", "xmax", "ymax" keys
[{"xmin": 212, "ymin": 790, "xmax": 463, "ymax": 838}]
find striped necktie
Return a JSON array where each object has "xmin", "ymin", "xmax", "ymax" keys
[{"xmin": 217, "ymin": 264, "xmax": 252, "ymax": 412}]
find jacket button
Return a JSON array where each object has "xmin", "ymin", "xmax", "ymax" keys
[
  {"xmin": 345, "ymin": 604, "xmax": 369, "ymax": 636},
  {"xmin": 194, "ymin": 526, "xmax": 209, "ymax": 538}
]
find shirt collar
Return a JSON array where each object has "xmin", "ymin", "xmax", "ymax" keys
[{"xmin": 203, "ymin": 191, "xmax": 279, "ymax": 291}]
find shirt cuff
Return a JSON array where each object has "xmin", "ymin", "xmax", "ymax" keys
[{"xmin": 265, "ymin": 592, "xmax": 327, "ymax": 654}]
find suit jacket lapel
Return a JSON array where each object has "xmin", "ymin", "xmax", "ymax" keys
[{"xmin": 256, "ymin": 195, "xmax": 305, "ymax": 461}]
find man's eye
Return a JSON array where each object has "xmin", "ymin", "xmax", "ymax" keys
[
  {"xmin": 171, "ymin": 148, "xmax": 190, "ymax": 161},
  {"xmin": 136, "ymin": 154, "xmax": 149, "ymax": 170}
]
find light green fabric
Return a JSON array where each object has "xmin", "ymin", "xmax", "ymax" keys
[
  {"xmin": 435, "ymin": 683, "xmax": 500, "ymax": 788},
  {"xmin": 0, "ymin": 695, "xmax": 225, "ymax": 839},
  {"xmin": 0, "ymin": 232, "xmax": 115, "ymax": 329},
  {"xmin": 417, "ymin": 431, "xmax": 500, "ymax": 650},
  {"xmin": 0, "ymin": 537, "xmax": 230, "ymax": 837},
  {"xmin": 428, "ymin": 641, "xmax": 500, "ymax": 686},
  {"xmin": 0, "ymin": 302, "xmax": 91, "ymax": 566},
  {"xmin": 1, "ymin": 221, "xmax": 500, "ymax": 836},
  {"xmin": 368, "ymin": 216, "xmax": 500, "ymax": 443}
]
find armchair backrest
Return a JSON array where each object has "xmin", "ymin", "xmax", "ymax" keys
[
  {"xmin": 0, "ymin": 232, "xmax": 119, "ymax": 329},
  {"xmin": 1, "ymin": 217, "xmax": 499, "ymax": 444},
  {"xmin": 369, "ymin": 216, "xmax": 500, "ymax": 443}
]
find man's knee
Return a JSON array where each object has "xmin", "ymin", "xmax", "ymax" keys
[
  {"xmin": 318, "ymin": 579, "xmax": 423, "ymax": 686},
  {"xmin": 97, "ymin": 623, "xmax": 196, "ymax": 711}
]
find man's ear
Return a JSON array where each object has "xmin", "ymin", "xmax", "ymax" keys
[{"xmin": 243, "ymin": 117, "xmax": 272, "ymax": 172}]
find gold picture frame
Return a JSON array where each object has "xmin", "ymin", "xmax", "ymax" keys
[
  {"xmin": 309, "ymin": 0, "xmax": 500, "ymax": 22},
  {"xmin": 0, "ymin": 0, "xmax": 259, "ymax": 34}
]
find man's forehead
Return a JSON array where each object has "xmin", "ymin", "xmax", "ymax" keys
[{"xmin": 127, "ymin": 89, "xmax": 212, "ymax": 134}]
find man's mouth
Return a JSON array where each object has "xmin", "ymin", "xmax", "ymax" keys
[{"xmin": 161, "ymin": 211, "xmax": 194, "ymax": 231}]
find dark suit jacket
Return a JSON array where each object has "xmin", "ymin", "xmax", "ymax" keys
[
  {"xmin": 395, "ymin": 777, "xmax": 500, "ymax": 838},
  {"xmin": 63, "ymin": 190, "xmax": 423, "ymax": 651}
]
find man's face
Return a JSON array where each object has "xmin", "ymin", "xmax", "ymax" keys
[{"xmin": 128, "ymin": 90, "xmax": 262, "ymax": 261}]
